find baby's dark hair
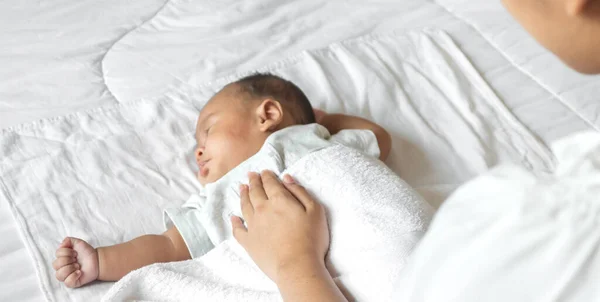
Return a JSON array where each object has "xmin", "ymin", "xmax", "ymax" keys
[{"xmin": 232, "ymin": 73, "xmax": 315, "ymax": 125}]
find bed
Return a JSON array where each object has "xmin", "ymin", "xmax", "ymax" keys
[{"xmin": 0, "ymin": 0, "xmax": 598, "ymax": 301}]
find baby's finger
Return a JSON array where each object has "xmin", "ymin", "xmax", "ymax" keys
[
  {"xmin": 55, "ymin": 248, "xmax": 77, "ymax": 258},
  {"xmin": 63, "ymin": 270, "xmax": 82, "ymax": 288},
  {"xmin": 52, "ymin": 256, "xmax": 77, "ymax": 270},
  {"xmin": 55, "ymin": 263, "xmax": 80, "ymax": 282},
  {"xmin": 313, "ymin": 109, "xmax": 327, "ymax": 123},
  {"xmin": 58, "ymin": 237, "xmax": 71, "ymax": 248}
]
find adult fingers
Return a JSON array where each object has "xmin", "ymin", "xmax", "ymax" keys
[
  {"xmin": 231, "ymin": 216, "xmax": 248, "ymax": 247},
  {"xmin": 63, "ymin": 270, "xmax": 82, "ymax": 288},
  {"xmin": 248, "ymin": 172, "xmax": 268, "ymax": 207},
  {"xmin": 282, "ymin": 174, "xmax": 318, "ymax": 211},
  {"xmin": 239, "ymin": 184, "xmax": 254, "ymax": 226},
  {"xmin": 260, "ymin": 170, "xmax": 292, "ymax": 201},
  {"xmin": 55, "ymin": 263, "xmax": 80, "ymax": 282},
  {"xmin": 55, "ymin": 248, "xmax": 77, "ymax": 258},
  {"xmin": 52, "ymin": 256, "xmax": 77, "ymax": 270}
]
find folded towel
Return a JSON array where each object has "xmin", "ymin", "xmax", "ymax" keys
[{"xmin": 103, "ymin": 144, "xmax": 433, "ymax": 301}]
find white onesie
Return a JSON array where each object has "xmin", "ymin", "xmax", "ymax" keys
[{"xmin": 164, "ymin": 123, "xmax": 380, "ymax": 258}]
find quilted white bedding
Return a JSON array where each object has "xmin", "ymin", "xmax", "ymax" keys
[{"xmin": 0, "ymin": 0, "xmax": 598, "ymax": 301}]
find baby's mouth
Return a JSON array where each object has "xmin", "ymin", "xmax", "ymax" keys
[{"xmin": 197, "ymin": 160, "xmax": 210, "ymax": 178}]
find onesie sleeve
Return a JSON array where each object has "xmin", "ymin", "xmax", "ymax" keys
[
  {"xmin": 330, "ymin": 129, "xmax": 380, "ymax": 159},
  {"xmin": 163, "ymin": 194, "xmax": 214, "ymax": 258}
]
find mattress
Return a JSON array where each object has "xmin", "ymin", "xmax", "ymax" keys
[{"xmin": 0, "ymin": 0, "xmax": 597, "ymax": 301}]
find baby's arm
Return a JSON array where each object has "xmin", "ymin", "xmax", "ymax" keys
[
  {"xmin": 97, "ymin": 227, "xmax": 191, "ymax": 280},
  {"xmin": 53, "ymin": 227, "xmax": 190, "ymax": 288},
  {"xmin": 316, "ymin": 110, "xmax": 392, "ymax": 161}
]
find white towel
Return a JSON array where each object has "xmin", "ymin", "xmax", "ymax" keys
[
  {"xmin": 0, "ymin": 29, "xmax": 554, "ymax": 302},
  {"xmin": 102, "ymin": 240, "xmax": 280, "ymax": 302},
  {"xmin": 103, "ymin": 144, "xmax": 433, "ymax": 301}
]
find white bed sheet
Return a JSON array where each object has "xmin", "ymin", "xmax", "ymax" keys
[
  {"xmin": 436, "ymin": 0, "xmax": 600, "ymax": 131},
  {"xmin": 0, "ymin": 1, "xmax": 167, "ymax": 301},
  {"xmin": 0, "ymin": 0, "xmax": 597, "ymax": 301}
]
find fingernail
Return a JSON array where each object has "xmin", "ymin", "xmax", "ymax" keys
[
  {"xmin": 76, "ymin": 270, "xmax": 81, "ymax": 275},
  {"xmin": 283, "ymin": 174, "xmax": 295, "ymax": 184},
  {"xmin": 75, "ymin": 264, "xmax": 80, "ymax": 269}
]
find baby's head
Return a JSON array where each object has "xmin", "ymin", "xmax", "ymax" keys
[{"xmin": 194, "ymin": 73, "xmax": 315, "ymax": 185}]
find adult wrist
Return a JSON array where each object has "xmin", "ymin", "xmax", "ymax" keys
[
  {"xmin": 275, "ymin": 254, "xmax": 328, "ymax": 285},
  {"xmin": 275, "ymin": 255, "xmax": 346, "ymax": 302}
]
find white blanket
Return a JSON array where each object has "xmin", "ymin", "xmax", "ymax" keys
[
  {"xmin": 0, "ymin": 30, "xmax": 553, "ymax": 301},
  {"xmin": 104, "ymin": 144, "xmax": 433, "ymax": 301}
]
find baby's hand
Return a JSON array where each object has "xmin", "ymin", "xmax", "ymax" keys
[
  {"xmin": 53, "ymin": 237, "xmax": 99, "ymax": 288},
  {"xmin": 313, "ymin": 109, "xmax": 327, "ymax": 124}
]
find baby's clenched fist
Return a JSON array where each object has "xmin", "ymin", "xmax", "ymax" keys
[{"xmin": 53, "ymin": 237, "xmax": 99, "ymax": 288}]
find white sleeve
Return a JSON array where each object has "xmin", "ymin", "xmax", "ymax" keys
[
  {"xmin": 163, "ymin": 194, "xmax": 214, "ymax": 258},
  {"xmin": 330, "ymin": 129, "xmax": 380, "ymax": 158},
  {"xmin": 392, "ymin": 132, "xmax": 600, "ymax": 302}
]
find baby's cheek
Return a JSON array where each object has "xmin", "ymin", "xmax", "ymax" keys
[
  {"xmin": 220, "ymin": 137, "xmax": 255, "ymax": 168},
  {"xmin": 226, "ymin": 124, "xmax": 250, "ymax": 140}
]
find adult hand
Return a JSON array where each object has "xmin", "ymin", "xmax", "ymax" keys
[
  {"xmin": 232, "ymin": 170, "xmax": 347, "ymax": 302},
  {"xmin": 231, "ymin": 170, "xmax": 329, "ymax": 283}
]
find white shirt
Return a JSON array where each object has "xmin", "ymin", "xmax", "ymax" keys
[
  {"xmin": 393, "ymin": 131, "xmax": 600, "ymax": 302},
  {"xmin": 164, "ymin": 123, "xmax": 380, "ymax": 258}
]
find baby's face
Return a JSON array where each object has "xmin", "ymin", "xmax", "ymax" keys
[{"xmin": 194, "ymin": 88, "xmax": 269, "ymax": 185}]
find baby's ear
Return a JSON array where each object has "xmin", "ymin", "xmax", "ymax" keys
[{"xmin": 255, "ymin": 99, "xmax": 284, "ymax": 132}]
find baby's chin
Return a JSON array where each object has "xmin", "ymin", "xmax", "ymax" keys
[
  {"xmin": 196, "ymin": 169, "xmax": 224, "ymax": 186},
  {"xmin": 197, "ymin": 170, "xmax": 209, "ymax": 186}
]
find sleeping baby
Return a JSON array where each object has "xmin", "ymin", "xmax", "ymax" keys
[{"xmin": 52, "ymin": 73, "xmax": 433, "ymax": 294}]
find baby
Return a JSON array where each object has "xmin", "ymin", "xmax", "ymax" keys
[{"xmin": 52, "ymin": 73, "xmax": 395, "ymax": 287}]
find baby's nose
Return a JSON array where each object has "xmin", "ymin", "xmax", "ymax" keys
[{"xmin": 195, "ymin": 147, "xmax": 204, "ymax": 160}]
